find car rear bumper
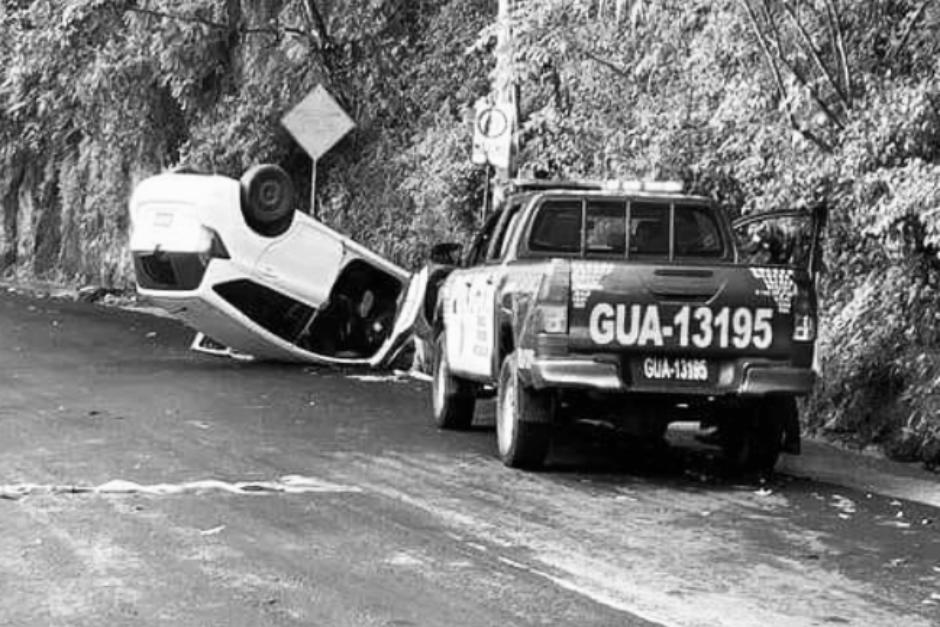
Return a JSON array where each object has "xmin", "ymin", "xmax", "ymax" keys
[{"xmin": 525, "ymin": 353, "xmax": 816, "ymax": 397}]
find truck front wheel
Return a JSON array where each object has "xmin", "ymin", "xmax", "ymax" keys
[
  {"xmin": 431, "ymin": 333, "xmax": 475, "ymax": 430},
  {"xmin": 496, "ymin": 352, "xmax": 552, "ymax": 469}
]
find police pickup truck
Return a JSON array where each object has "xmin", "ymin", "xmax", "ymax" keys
[{"xmin": 426, "ymin": 180, "xmax": 825, "ymax": 472}]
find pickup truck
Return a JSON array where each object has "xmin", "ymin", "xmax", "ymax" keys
[{"xmin": 426, "ymin": 180, "xmax": 825, "ymax": 472}]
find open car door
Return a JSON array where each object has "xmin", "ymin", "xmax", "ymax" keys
[{"xmin": 366, "ymin": 265, "xmax": 432, "ymax": 368}]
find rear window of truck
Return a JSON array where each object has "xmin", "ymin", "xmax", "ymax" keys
[{"xmin": 524, "ymin": 198, "xmax": 727, "ymax": 260}]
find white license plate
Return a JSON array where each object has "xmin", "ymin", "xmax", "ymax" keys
[{"xmin": 638, "ymin": 356, "xmax": 711, "ymax": 382}]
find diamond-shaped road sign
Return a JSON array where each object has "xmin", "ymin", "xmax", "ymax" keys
[{"xmin": 281, "ymin": 85, "xmax": 355, "ymax": 160}]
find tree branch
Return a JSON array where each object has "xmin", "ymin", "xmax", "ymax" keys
[
  {"xmin": 739, "ymin": 0, "xmax": 834, "ymax": 153},
  {"xmin": 304, "ymin": 0, "xmax": 334, "ymax": 49},
  {"xmin": 822, "ymin": 0, "xmax": 851, "ymax": 103},
  {"xmin": 887, "ymin": 0, "xmax": 933, "ymax": 62},
  {"xmin": 758, "ymin": 0, "xmax": 845, "ymax": 130},
  {"xmin": 124, "ymin": 3, "xmax": 313, "ymax": 44},
  {"xmin": 780, "ymin": 0, "xmax": 849, "ymax": 109},
  {"xmin": 574, "ymin": 45, "xmax": 632, "ymax": 80},
  {"xmin": 123, "ymin": 6, "xmax": 227, "ymax": 31}
]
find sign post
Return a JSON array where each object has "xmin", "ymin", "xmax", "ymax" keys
[{"xmin": 281, "ymin": 85, "xmax": 356, "ymax": 218}]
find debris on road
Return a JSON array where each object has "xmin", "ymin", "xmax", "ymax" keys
[
  {"xmin": 830, "ymin": 494, "xmax": 857, "ymax": 516},
  {"xmin": 0, "ymin": 475, "xmax": 362, "ymax": 500}
]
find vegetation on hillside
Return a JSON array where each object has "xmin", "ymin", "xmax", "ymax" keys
[{"xmin": 0, "ymin": 0, "xmax": 938, "ymax": 464}]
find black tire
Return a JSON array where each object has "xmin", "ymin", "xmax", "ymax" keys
[
  {"xmin": 496, "ymin": 352, "xmax": 552, "ymax": 469},
  {"xmin": 431, "ymin": 333, "xmax": 475, "ymax": 430},
  {"xmin": 240, "ymin": 164, "xmax": 295, "ymax": 236},
  {"xmin": 720, "ymin": 401, "xmax": 787, "ymax": 474}
]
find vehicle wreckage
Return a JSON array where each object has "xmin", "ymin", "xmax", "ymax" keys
[{"xmin": 129, "ymin": 165, "xmax": 429, "ymax": 368}]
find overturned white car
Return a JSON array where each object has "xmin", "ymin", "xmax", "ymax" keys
[{"xmin": 128, "ymin": 165, "xmax": 427, "ymax": 367}]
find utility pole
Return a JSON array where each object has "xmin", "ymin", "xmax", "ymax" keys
[{"xmin": 494, "ymin": 0, "xmax": 520, "ymax": 186}]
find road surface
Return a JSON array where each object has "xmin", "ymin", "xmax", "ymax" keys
[{"xmin": 0, "ymin": 290, "xmax": 937, "ymax": 626}]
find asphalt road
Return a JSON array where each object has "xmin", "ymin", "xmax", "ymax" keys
[{"xmin": 0, "ymin": 290, "xmax": 938, "ymax": 627}]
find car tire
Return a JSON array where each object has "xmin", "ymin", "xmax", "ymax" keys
[
  {"xmin": 496, "ymin": 351, "xmax": 552, "ymax": 469},
  {"xmin": 720, "ymin": 400, "xmax": 787, "ymax": 474},
  {"xmin": 431, "ymin": 333, "xmax": 475, "ymax": 430},
  {"xmin": 240, "ymin": 164, "xmax": 295, "ymax": 236}
]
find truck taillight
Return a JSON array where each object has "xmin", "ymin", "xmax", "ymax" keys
[
  {"xmin": 537, "ymin": 304, "xmax": 568, "ymax": 334},
  {"xmin": 536, "ymin": 259, "xmax": 571, "ymax": 335},
  {"xmin": 792, "ymin": 289, "xmax": 816, "ymax": 342}
]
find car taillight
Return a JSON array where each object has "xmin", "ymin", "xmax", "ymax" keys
[
  {"xmin": 197, "ymin": 227, "xmax": 230, "ymax": 266},
  {"xmin": 208, "ymin": 229, "xmax": 230, "ymax": 259},
  {"xmin": 792, "ymin": 289, "xmax": 816, "ymax": 342},
  {"xmin": 536, "ymin": 259, "xmax": 570, "ymax": 335}
]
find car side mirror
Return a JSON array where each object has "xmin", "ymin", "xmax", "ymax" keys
[{"xmin": 430, "ymin": 242, "xmax": 462, "ymax": 266}]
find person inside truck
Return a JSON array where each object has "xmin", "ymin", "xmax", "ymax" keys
[{"xmin": 632, "ymin": 217, "xmax": 668, "ymax": 256}]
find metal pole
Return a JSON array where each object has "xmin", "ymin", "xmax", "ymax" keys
[
  {"xmin": 311, "ymin": 158, "xmax": 318, "ymax": 219},
  {"xmin": 483, "ymin": 164, "xmax": 492, "ymax": 221},
  {"xmin": 496, "ymin": 0, "xmax": 517, "ymax": 182}
]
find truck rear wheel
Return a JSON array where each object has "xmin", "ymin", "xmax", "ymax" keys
[
  {"xmin": 496, "ymin": 352, "xmax": 551, "ymax": 469},
  {"xmin": 720, "ymin": 400, "xmax": 788, "ymax": 474},
  {"xmin": 431, "ymin": 333, "xmax": 475, "ymax": 430}
]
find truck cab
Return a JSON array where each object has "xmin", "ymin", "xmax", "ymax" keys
[{"xmin": 427, "ymin": 180, "xmax": 825, "ymax": 472}]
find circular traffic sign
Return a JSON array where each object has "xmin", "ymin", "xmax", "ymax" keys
[{"xmin": 477, "ymin": 107, "xmax": 509, "ymax": 139}]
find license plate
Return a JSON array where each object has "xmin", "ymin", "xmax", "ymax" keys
[
  {"xmin": 153, "ymin": 212, "xmax": 174, "ymax": 227},
  {"xmin": 636, "ymin": 356, "xmax": 711, "ymax": 383}
]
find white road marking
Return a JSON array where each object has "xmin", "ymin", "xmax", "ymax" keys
[{"xmin": 0, "ymin": 475, "xmax": 361, "ymax": 500}]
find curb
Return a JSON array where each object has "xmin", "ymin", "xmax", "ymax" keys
[{"xmin": 779, "ymin": 439, "xmax": 940, "ymax": 509}]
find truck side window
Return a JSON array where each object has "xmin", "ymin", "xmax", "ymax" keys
[
  {"xmin": 465, "ymin": 210, "xmax": 503, "ymax": 266},
  {"xmin": 586, "ymin": 200, "xmax": 626, "ymax": 257},
  {"xmin": 528, "ymin": 200, "xmax": 583, "ymax": 254},
  {"xmin": 488, "ymin": 202, "xmax": 523, "ymax": 262},
  {"xmin": 630, "ymin": 203, "xmax": 670, "ymax": 258},
  {"xmin": 674, "ymin": 204, "xmax": 724, "ymax": 259}
]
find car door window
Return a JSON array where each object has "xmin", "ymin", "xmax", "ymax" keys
[{"xmin": 734, "ymin": 213, "xmax": 815, "ymax": 269}]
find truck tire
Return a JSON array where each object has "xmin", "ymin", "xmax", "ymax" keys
[
  {"xmin": 496, "ymin": 352, "xmax": 551, "ymax": 469},
  {"xmin": 720, "ymin": 400, "xmax": 787, "ymax": 474},
  {"xmin": 431, "ymin": 333, "xmax": 475, "ymax": 430}
]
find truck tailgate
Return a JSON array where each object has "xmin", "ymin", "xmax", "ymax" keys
[{"xmin": 567, "ymin": 261, "xmax": 810, "ymax": 361}]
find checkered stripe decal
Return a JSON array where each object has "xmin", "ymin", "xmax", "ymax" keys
[
  {"xmin": 571, "ymin": 262, "xmax": 615, "ymax": 309},
  {"xmin": 750, "ymin": 268, "xmax": 796, "ymax": 313},
  {"xmin": 504, "ymin": 271, "xmax": 543, "ymax": 295}
]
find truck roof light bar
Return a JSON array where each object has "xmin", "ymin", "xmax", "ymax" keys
[
  {"xmin": 509, "ymin": 178, "xmax": 684, "ymax": 194},
  {"xmin": 601, "ymin": 180, "xmax": 684, "ymax": 193}
]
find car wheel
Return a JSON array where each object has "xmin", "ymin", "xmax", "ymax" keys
[
  {"xmin": 720, "ymin": 401, "xmax": 786, "ymax": 474},
  {"xmin": 496, "ymin": 352, "xmax": 552, "ymax": 469},
  {"xmin": 240, "ymin": 164, "xmax": 295, "ymax": 236},
  {"xmin": 431, "ymin": 333, "xmax": 475, "ymax": 430}
]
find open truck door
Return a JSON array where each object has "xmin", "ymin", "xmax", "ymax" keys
[{"xmin": 732, "ymin": 204, "xmax": 828, "ymax": 278}]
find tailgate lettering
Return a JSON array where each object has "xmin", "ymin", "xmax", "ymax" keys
[{"xmin": 588, "ymin": 304, "xmax": 775, "ymax": 350}]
